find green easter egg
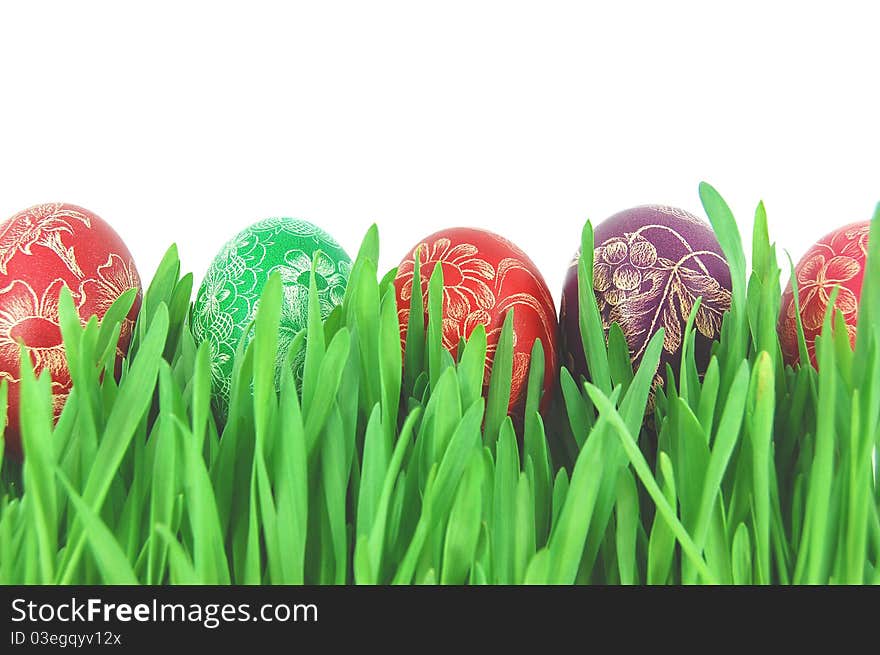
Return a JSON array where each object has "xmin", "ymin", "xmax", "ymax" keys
[{"xmin": 192, "ymin": 217, "xmax": 351, "ymax": 417}]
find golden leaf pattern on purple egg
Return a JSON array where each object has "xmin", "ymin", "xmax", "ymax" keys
[{"xmin": 593, "ymin": 226, "xmax": 731, "ymax": 367}]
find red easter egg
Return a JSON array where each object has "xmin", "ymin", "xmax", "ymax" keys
[
  {"xmin": 394, "ymin": 227, "xmax": 558, "ymax": 413},
  {"xmin": 0, "ymin": 203, "xmax": 142, "ymax": 458},
  {"xmin": 779, "ymin": 220, "xmax": 869, "ymax": 368}
]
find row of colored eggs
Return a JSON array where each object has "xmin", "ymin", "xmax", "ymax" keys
[{"xmin": 0, "ymin": 203, "xmax": 871, "ymax": 457}]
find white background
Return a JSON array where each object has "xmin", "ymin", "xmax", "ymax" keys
[{"xmin": 1, "ymin": 1, "xmax": 878, "ymax": 302}]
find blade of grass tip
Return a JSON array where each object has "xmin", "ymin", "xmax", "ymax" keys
[
  {"xmin": 619, "ymin": 328, "xmax": 665, "ymax": 437},
  {"xmin": 96, "ymin": 287, "xmax": 138, "ymax": 364},
  {"xmin": 427, "ymin": 262, "xmax": 447, "ymax": 390},
  {"xmin": 57, "ymin": 285, "xmax": 83, "ymax": 384},
  {"xmin": 748, "ymin": 352, "xmax": 774, "ymax": 584},
  {"xmin": 524, "ymin": 409, "xmax": 551, "ymax": 547},
  {"xmin": 379, "ymin": 286, "xmax": 402, "ymax": 445},
  {"xmin": 560, "ymin": 367, "xmax": 590, "ymax": 449},
  {"xmin": 524, "ymin": 338, "xmax": 546, "ymax": 423},
  {"xmin": 58, "ymin": 304, "xmax": 169, "ymax": 584},
  {"xmin": 135, "ymin": 244, "xmax": 179, "ymax": 347},
  {"xmin": 550, "ymin": 466, "xmax": 570, "ymax": 536},
  {"xmin": 19, "ymin": 351, "xmax": 57, "ymax": 584},
  {"xmin": 343, "ymin": 231, "xmax": 381, "ymax": 413},
  {"xmin": 422, "ymin": 367, "xmax": 462, "ymax": 479},
  {"xmin": 458, "ymin": 323, "xmax": 487, "ymax": 411},
  {"xmin": 344, "ymin": 226, "xmax": 380, "ymax": 310},
  {"xmin": 252, "ymin": 272, "xmax": 282, "ymax": 442},
  {"xmin": 699, "ymin": 182, "xmax": 746, "ymax": 305},
  {"xmin": 578, "ymin": 221, "xmax": 612, "ymax": 393},
  {"xmin": 392, "ymin": 466, "xmax": 437, "ymax": 584},
  {"xmin": 304, "ymin": 328, "xmax": 351, "ymax": 455},
  {"xmin": 752, "ymin": 201, "xmax": 771, "ymax": 282},
  {"xmin": 302, "ymin": 261, "xmax": 326, "ymax": 411},
  {"xmin": 853, "ymin": 205, "xmax": 880, "ymax": 431},
  {"xmin": 97, "ymin": 321, "xmax": 123, "ymax": 380},
  {"xmin": 430, "ymin": 399, "xmax": 484, "ymax": 523},
  {"xmin": 379, "ymin": 266, "xmax": 398, "ymax": 294},
  {"xmin": 678, "ymin": 297, "xmax": 702, "ymax": 403},
  {"xmin": 191, "ymin": 341, "xmax": 212, "ymax": 454},
  {"xmin": 357, "ymin": 405, "xmax": 388, "ymax": 540},
  {"xmin": 607, "ymin": 323, "xmax": 634, "ymax": 391},
  {"xmin": 56, "ymin": 470, "xmax": 138, "ymax": 584},
  {"xmin": 523, "ymin": 548, "xmax": 552, "ymax": 584},
  {"xmin": 469, "ymin": 561, "xmax": 489, "ymax": 585},
  {"xmin": 493, "ymin": 419, "xmax": 519, "ymax": 584},
  {"xmin": 164, "ymin": 272, "xmax": 194, "ymax": 360},
  {"xmin": 748, "ymin": 202, "xmax": 780, "ymax": 356},
  {"xmin": 404, "ymin": 248, "xmax": 426, "ymax": 397},
  {"xmin": 170, "ymin": 270, "xmax": 194, "ymax": 320},
  {"xmin": 698, "ymin": 182, "xmax": 748, "ymax": 380},
  {"xmin": 832, "ymin": 310, "xmax": 854, "ymax": 384},
  {"xmin": 485, "ymin": 309, "xmax": 515, "ymax": 445},
  {"xmin": 584, "ymin": 382, "xmax": 717, "ymax": 583},
  {"xmin": 784, "ymin": 252, "xmax": 812, "ymax": 369},
  {"xmin": 696, "ymin": 357, "xmax": 720, "ymax": 436}
]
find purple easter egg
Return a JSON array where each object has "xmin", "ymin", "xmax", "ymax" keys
[{"xmin": 560, "ymin": 205, "xmax": 732, "ymax": 389}]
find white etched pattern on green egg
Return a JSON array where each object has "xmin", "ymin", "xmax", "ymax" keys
[{"xmin": 191, "ymin": 217, "xmax": 351, "ymax": 418}]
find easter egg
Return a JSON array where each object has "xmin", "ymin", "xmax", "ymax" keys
[
  {"xmin": 779, "ymin": 221, "xmax": 869, "ymax": 368},
  {"xmin": 191, "ymin": 217, "xmax": 352, "ymax": 418},
  {"xmin": 560, "ymin": 205, "xmax": 732, "ymax": 388},
  {"xmin": 0, "ymin": 203, "xmax": 142, "ymax": 458},
  {"xmin": 393, "ymin": 227, "xmax": 558, "ymax": 413}
]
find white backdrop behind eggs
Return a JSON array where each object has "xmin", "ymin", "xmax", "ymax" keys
[{"xmin": 1, "ymin": 0, "xmax": 878, "ymax": 304}]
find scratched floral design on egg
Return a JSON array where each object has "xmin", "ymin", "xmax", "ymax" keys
[
  {"xmin": 0, "ymin": 203, "xmax": 143, "ymax": 458},
  {"xmin": 394, "ymin": 227, "xmax": 558, "ymax": 413},
  {"xmin": 560, "ymin": 205, "xmax": 732, "ymax": 392},
  {"xmin": 779, "ymin": 221, "xmax": 869, "ymax": 368},
  {"xmin": 191, "ymin": 217, "xmax": 352, "ymax": 419}
]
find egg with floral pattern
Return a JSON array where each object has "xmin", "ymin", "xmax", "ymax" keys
[
  {"xmin": 393, "ymin": 227, "xmax": 558, "ymax": 413},
  {"xmin": 191, "ymin": 217, "xmax": 351, "ymax": 419},
  {"xmin": 0, "ymin": 203, "xmax": 142, "ymax": 458},
  {"xmin": 779, "ymin": 221, "xmax": 869, "ymax": 368},
  {"xmin": 560, "ymin": 205, "xmax": 732, "ymax": 389}
]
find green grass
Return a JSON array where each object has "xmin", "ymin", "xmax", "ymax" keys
[{"xmin": 0, "ymin": 182, "xmax": 878, "ymax": 584}]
